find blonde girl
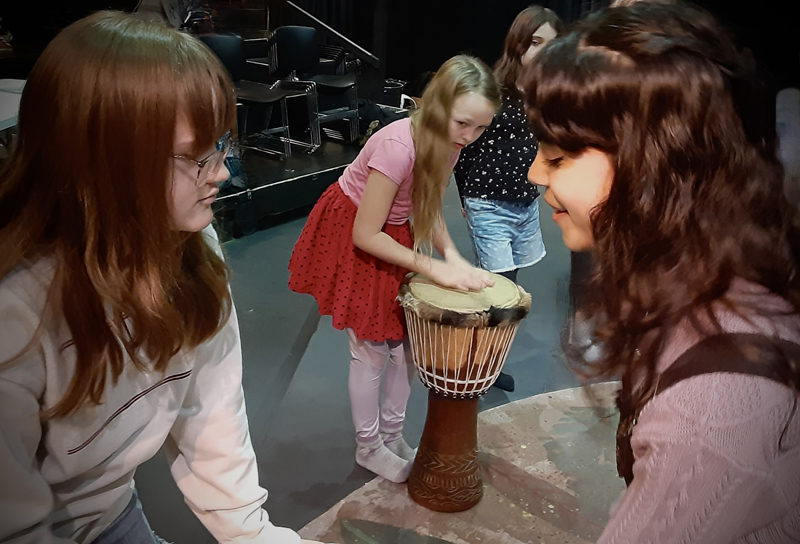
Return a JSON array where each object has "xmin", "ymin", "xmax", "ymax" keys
[{"xmin": 289, "ymin": 54, "xmax": 501, "ymax": 482}]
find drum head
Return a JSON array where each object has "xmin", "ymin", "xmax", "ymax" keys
[{"xmin": 398, "ymin": 272, "xmax": 531, "ymax": 328}]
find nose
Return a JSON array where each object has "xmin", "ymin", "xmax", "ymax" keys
[
  {"xmin": 210, "ymin": 160, "xmax": 231, "ymax": 185},
  {"xmin": 465, "ymin": 127, "xmax": 483, "ymax": 145},
  {"xmin": 527, "ymin": 154, "xmax": 547, "ymax": 187}
]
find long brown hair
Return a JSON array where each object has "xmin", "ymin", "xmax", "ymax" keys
[
  {"xmin": 0, "ymin": 11, "xmax": 236, "ymax": 418},
  {"xmin": 523, "ymin": 2, "xmax": 800, "ymax": 410},
  {"xmin": 495, "ymin": 5, "xmax": 564, "ymax": 98},
  {"xmin": 410, "ymin": 55, "xmax": 501, "ymax": 251}
]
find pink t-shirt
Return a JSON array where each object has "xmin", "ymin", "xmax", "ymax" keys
[{"xmin": 338, "ymin": 117, "xmax": 459, "ymax": 225}]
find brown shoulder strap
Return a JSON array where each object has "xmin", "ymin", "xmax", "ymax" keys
[
  {"xmin": 657, "ymin": 333, "xmax": 800, "ymax": 394},
  {"xmin": 616, "ymin": 332, "xmax": 800, "ymax": 485}
]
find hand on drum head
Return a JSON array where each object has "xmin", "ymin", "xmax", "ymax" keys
[{"xmin": 429, "ymin": 259, "xmax": 494, "ymax": 291}]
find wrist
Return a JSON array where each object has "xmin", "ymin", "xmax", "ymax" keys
[{"xmin": 444, "ymin": 250, "xmax": 468, "ymax": 265}]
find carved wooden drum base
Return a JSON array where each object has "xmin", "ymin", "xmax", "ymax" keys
[{"xmin": 408, "ymin": 391, "xmax": 482, "ymax": 512}]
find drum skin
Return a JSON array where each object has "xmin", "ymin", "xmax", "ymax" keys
[{"xmin": 399, "ymin": 272, "xmax": 531, "ymax": 511}]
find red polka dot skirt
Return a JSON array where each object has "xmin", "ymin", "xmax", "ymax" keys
[{"xmin": 288, "ymin": 182, "xmax": 413, "ymax": 342}]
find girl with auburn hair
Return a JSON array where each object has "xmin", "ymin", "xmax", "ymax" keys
[
  {"xmin": 289, "ymin": 54, "xmax": 500, "ymax": 483},
  {"xmin": 525, "ymin": 2, "xmax": 800, "ymax": 541},
  {"xmin": 454, "ymin": 4, "xmax": 564, "ymax": 392},
  {"xmin": 493, "ymin": 5, "xmax": 564, "ymax": 96},
  {"xmin": 0, "ymin": 11, "xmax": 318, "ymax": 544}
]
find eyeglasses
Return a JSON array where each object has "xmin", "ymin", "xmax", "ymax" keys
[{"xmin": 171, "ymin": 131, "xmax": 235, "ymax": 186}]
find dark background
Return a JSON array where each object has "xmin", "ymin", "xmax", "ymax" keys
[{"xmin": 1, "ymin": 0, "xmax": 797, "ymax": 110}]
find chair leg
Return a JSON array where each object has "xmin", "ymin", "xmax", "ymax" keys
[
  {"xmin": 236, "ymin": 102, "xmax": 249, "ymax": 140},
  {"xmin": 348, "ymin": 85, "xmax": 360, "ymax": 143},
  {"xmin": 280, "ymin": 97, "xmax": 292, "ymax": 158},
  {"xmin": 278, "ymin": 80, "xmax": 321, "ymax": 153},
  {"xmin": 306, "ymin": 84, "xmax": 322, "ymax": 150},
  {"xmin": 238, "ymin": 100, "xmax": 291, "ymax": 160}
]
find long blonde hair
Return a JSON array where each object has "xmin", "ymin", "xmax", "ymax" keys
[
  {"xmin": 410, "ymin": 55, "xmax": 501, "ymax": 251},
  {"xmin": 0, "ymin": 11, "xmax": 237, "ymax": 418}
]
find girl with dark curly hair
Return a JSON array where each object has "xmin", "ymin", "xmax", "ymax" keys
[{"xmin": 526, "ymin": 2, "xmax": 800, "ymax": 541}]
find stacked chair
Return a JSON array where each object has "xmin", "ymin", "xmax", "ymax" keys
[
  {"xmin": 270, "ymin": 25, "xmax": 360, "ymax": 152},
  {"xmin": 198, "ymin": 32, "xmax": 294, "ymax": 158},
  {"xmin": 199, "ymin": 24, "xmax": 360, "ymax": 157}
]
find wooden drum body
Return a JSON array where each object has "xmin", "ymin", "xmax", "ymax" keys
[{"xmin": 398, "ymin": 273, "xmax": 531, "ymax": 511}]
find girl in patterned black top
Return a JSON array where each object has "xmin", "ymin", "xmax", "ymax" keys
[{"xmin": 454, "ymin": 5, "xmax": 563, "ymax": 391}]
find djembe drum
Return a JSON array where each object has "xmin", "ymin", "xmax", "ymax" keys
[{"xmin": 398, "ymin": 272, "xmax": 531, "ymax": 512}]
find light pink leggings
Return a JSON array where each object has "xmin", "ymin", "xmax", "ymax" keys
[{"xmin": 346, "ymin": 328, "xmax": 415, "ymax": 445}]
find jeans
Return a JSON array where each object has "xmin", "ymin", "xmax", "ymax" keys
[{"xmin": 92, "ymin": 492, "xmax": 169, "ymax": 544}]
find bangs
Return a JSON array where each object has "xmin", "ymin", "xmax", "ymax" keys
[
  {"xmin": 18, "ymin": 11, "xmax": 239, "ymax": 250},
  {"xmin": 174, "ymin": 37, "xmax": 237, "ymax": 154},
  {"xmin": 523, "ymin": 34, "xmax": 635, "ymax": 153}
]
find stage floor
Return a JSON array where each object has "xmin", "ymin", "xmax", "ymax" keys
[{"xmin": 300, "ymin": 384, "xmax": 624, "ymax": 544}]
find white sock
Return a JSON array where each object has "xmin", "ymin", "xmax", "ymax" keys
[
  {"xmin": 381, "ymin": 432, "xmax": 417, "ymax": 462},
  {"xmin": 355, "ymin": 440, "xmax": 413, "ymax": 483}
]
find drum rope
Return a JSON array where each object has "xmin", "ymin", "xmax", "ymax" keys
[{"xmin": 405, "ymin": 309, "xmax": 521, "ymax": 397}]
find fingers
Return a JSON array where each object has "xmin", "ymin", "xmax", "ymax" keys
[
  {"xmin": 444, "ymin": 266, "xmax": 493, "ymax": 291},
  {"xmin": 428, "ymin": 260, "xmax": 494, "ymax": 291},
  {"xmin": 478, "ymin": 268, "xmax": 494, "ymax": 288},
  {"xmin": 462, "ymin": 268, "xmax": 493, "ymax": 291}
]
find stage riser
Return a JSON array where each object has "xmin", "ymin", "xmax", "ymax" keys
[{"xmin": 213, "ymin": 164, "xmax": 345, "ymax": 241}]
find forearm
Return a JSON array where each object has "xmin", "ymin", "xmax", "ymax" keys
[
  {"xmin": 0, "ymin": 294, "xmax": 68, "ymax": 543},
  {"xmin": 167, "ymin": 307, "xmax": 300, "ymax": 544},
  {"xmin": 353, "ymin": 230, "xmax": 437, "ymax": 276},
  {"xmin": 0, "ymin": 398, "xmax": 68, "ymax": 543},
  {"xmin": 352, "ymin": 170, "xmax": 490, "ymax": 290}
]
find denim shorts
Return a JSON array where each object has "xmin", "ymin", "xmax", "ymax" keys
[{"xmin": 463, "ymin": 197, "xmax": 546, "ymax": 273}]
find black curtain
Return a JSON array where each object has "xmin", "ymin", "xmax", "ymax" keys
[
  {"xmin": 381, "ymin": 0, "xmax": 590, "ymax": 85},
  {"xmin": 272, "ymin": 0, "xmax": 361, "ymax": 45}
]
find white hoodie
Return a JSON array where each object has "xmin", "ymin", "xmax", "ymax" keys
[{"xmin": 0, "ymin": 228, "xmax": 300, "ymax": 543}]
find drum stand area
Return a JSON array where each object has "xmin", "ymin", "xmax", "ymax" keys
[
  {"xmin": 131, "ymin": 137, "xmax": 609, "ymax": 543},
  {"xmin": 403, "ymin": 309, "xmax": 524, "ymax": 512},
  {"xmin": 408, "ymin": 391, "xmax": 483, "ymax": 512}
]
